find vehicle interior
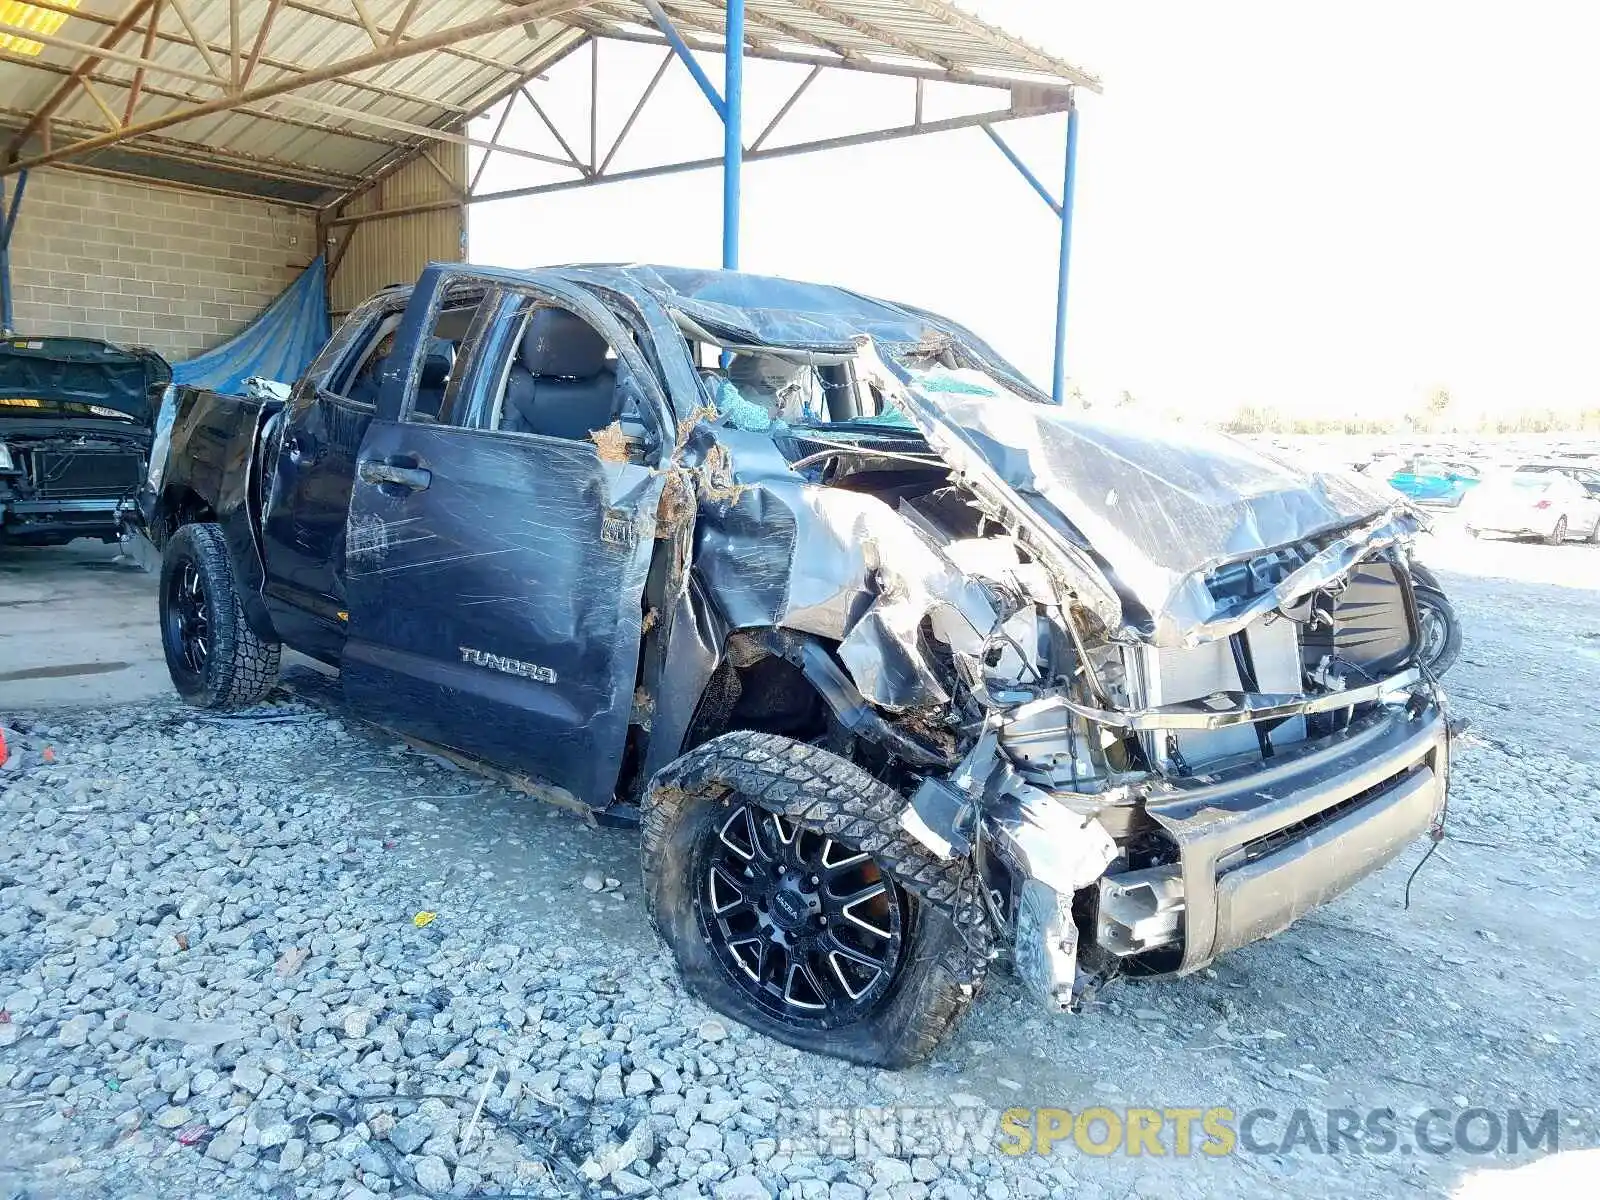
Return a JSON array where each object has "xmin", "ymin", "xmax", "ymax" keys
[
  {"xmin": 688, "ymin": 338, "xmax": 893, "ymax": 426},
  {"xmin": 497, "ymin": 306, "xmax": 622, "ymax": 441}
]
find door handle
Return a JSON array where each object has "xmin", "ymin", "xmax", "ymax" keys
[{"xmin": 359, "ymin": 459, "xmax": 432, "ymax": 491}]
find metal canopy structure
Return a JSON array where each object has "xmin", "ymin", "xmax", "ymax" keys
[{"xmin": 0, "ymin": 1, "xmax": 1099, "ymax": 395}]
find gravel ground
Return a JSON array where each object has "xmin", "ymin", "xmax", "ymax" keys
[{"xmin": 2, "ymin": 523, "xmax": 1597, "ymax": 1200}]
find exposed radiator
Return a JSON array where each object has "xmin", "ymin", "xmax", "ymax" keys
[{"xmin": 31, "ymin": 451, "xmax": 144, "ymax": 499}]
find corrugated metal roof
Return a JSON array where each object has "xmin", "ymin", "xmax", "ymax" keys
[{"xmin": 0, "ymin": 1, "xmax": 1097, "ymax": 206}]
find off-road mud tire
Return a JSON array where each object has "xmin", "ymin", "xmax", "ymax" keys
[
  {"xmin": 642, "ymin": 730, "xmax": 991, "ymax": 1068},
  {"xmin": 160, "ymin": 521, "xmax": 281, "ymax": 709}
]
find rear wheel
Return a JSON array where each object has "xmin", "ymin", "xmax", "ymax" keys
[
  {"xmin": 642, "ymin": 730, "xmax": 989, "ymax": 1068},
  {"xmin": 1545, "ymin": 515, "xmax": 1568, "ymax": 546},
  {"xmin": 159, "ymin": 522, "xmax": 281, "ymax": 709}
]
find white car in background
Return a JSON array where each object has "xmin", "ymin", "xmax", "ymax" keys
[{"xmin": 1462, "ymin": 462, "xmax": 1600, "ymax": 544}]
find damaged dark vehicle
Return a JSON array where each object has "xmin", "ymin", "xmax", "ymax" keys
[
  {"xmin": 0, "ymin": 335, "xmax": 169, "ymax": 546},
  {"xmin": 145, "ymin": 264, "xmax": 1450, "ymax": 1067}
]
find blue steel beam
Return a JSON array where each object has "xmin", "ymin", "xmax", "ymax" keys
[
  {"xmin": 982, "ymin": 125, "xmax": 1061, "ymax": 216},
  {"xmin": 639, "ymin": 0, "xmax": 744, "ymax": 272},
  {"xmin": 1, "ymin": 168, "xmax": 29, "ymax": 334},
  {"xmin": 639, "ymin": 0, "xmax": 725, "ymax": 119},
  {"xmin": 722, "ymin": 0, "xmax": 743, "ymax": 271},
  {"xmin": 984, "ymin": 104, "xmax": 1080, "ymax": 403},
  {"xmin": 1052, "ymin": 105, "xmax": 1080, "ymax": 407}
]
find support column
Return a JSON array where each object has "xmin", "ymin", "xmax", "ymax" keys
[
  {"xmin": 1051, "ymin": 103, "xmax": 1079, "ymax": 406},
  {"xmin": 722, "ymin": 0, "xmax": 744, "ymax": 271},
  {"xmin": 0, "ymin": 168, "xmax": 30, "ymax": 335}
]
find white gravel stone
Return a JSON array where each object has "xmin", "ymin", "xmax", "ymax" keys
[
  {"xmin": 687, "ymin": 1122, "xmax": 723, "ymax": 1153},
  {"xmin": 389, "ymin": 1113, "xmax": 433, "ymax": 1155},
  {"xmin": 413, "ymin": 1155, "xmax": 452, "ymax": 1193},
  {"xmin": 154, "ymin": 1106, "xmax": 192, "ymax": 1129},
  {"xmin": 714, "ymin": 1175, "xmax": 774, "ymax": 1200},
  {"xmin": 57, "ymin": 1015, "xmax": 91, "ymax": 1047},
  {"xmin": 278, "ymin": 1138, "xmax": 306, "ymax": 1171},
  {"xmin": 86, "ymin": 914, "xmax": 119, "ymax": 938}
]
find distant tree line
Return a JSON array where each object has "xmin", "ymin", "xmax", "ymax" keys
[{"xmin": 1219, "ymin": 388, "xmax": 1600, "ymax": 436}]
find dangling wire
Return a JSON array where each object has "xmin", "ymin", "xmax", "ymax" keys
[{"xmin": 1404, "ymin": 667, "xmax": 1451, "ymax": 910}]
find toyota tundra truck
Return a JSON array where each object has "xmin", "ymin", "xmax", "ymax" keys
[{"xmin": 144, "ymin": 262, "xmax": 1449, "ymax": 1067}]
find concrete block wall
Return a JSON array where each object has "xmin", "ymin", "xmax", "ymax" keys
[{"xmin": 4, "ymin": 168, "xmax": 316, "ymax": 361}]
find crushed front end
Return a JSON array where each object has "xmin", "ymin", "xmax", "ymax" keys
[
  {"xmin": 0, "ymin": 337, "xmax": 168, "ymax": 546},
  {"xmin": 966, "ymin": 575, "xmax": 1446, "ymax": 1009},
  {"xmin": 634, "ymin": 276, "xmax": 1449, "ymax": 1017},
  {"xmin": 844, "ymin": 350, "xmax": 1448, "ymax": 1011}
]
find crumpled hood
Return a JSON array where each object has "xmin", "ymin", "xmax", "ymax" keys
[
  {"xmin": 0, "ymin": 336, "xmax": 171, "ymax": 427},
  {"xmin": 899, "ymin": 368, "xmax": 1417, "ymax": 646}
]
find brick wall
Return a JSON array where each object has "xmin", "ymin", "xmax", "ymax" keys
[{"xmin": 4, "ymin": 168, "xmax": 316, "ymax": 362}]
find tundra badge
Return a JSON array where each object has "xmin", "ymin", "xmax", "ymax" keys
[{"xmin": 458, "ymin": 646, "xmax": 557, "ymax": 683}]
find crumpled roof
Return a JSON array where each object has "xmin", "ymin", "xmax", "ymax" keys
[
  {"xmin": 901, "ymin": 370, "xmax": 1417, "ymax": 645},
  {"xmin": 560, "ymin": 264, "xmax": 1417, "ymax": 647}
]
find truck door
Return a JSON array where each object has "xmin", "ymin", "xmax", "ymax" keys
[
  {"xmin": 340, "ymin": 267, "xmax": 671, "ymax": 808},
  {"xmin": 259, "ymin": 289, "xmax": 408, "ymax": 660}
]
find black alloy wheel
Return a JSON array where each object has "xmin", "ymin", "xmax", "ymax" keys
[
  {"xmin": 158, "ymin": 522, "xmax": 282, "ymax": 709},
  {"xmin": 696, "ymin": 803, "xmax": 909, "ymax": 1028},
  {"xmin": 166, "ymin": 558, "xmax": 211, "ymax": 678},
  {"xmin": 643, "ymin": 730, "xmax": 989, "ymax": 1067}
]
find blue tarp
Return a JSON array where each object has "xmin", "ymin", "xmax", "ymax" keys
[{"xmin": 170, "ymin": 255, "xmax": 329, "ymax": 395}]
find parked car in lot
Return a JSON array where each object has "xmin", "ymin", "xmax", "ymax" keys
[
  {"xmin": 144, "ymin": 263, "xmax": 1449, "ymax": 1067},
  {"xmin": 1365, "ymin": 454, "xmax": 1481, "ymax": 507},
  {"xmin": 0, "ymin": 335, "xmax": 169, "ymax": 546},
  {"xmin": 1462, "ymin": 463, "xmax": 1600, "ymax": 544}
]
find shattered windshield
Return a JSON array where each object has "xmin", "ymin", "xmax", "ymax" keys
[{"xmin": 699, "ymin": 347, "xmax": 929, "ymax": 437}]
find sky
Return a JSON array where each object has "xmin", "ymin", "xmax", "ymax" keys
[{"xmin": 466, "ymin": 1, "xmax": 1600, "ymax": 422}]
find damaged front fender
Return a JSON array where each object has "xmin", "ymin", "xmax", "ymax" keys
[{"xmin": 687, "ymin": 426, "xmax": 1002, "ymax": 712}]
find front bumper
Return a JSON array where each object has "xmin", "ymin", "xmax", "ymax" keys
[
  {"xmin": 0, "ymin": 496, "xmax": 138, "ymax": 542},
  {"xmin": 1109, "ymin": 700, "xmax": 1447, "ymax": 974}
]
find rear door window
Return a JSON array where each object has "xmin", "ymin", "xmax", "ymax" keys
[{"xmin": 401, "ymin": 290, "xmax": 492, "ymax": 426}]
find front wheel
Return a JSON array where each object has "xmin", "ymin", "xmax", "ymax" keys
[
  {"xmin": 1545, "ymin": 516, "xmax": 1568, "ymax": 546},
  {"xmin": 159, "ymin": 522, "xmax": 281, "ymax": 709},
  {"xmin": 1413, "ymin": 585, "xmax": 1462, "ymax": 676},
  {"xmin": 642, "ymin": 731, "xmax": 989, "ymax": 1068}
]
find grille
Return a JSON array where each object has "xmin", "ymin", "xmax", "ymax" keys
[
  {"xmin": 1233, "ymin": 761, "xmax": 1428, "ymax": 867},
  {"xmin": 31, "ymin": 451, "xmax": 143, "ymax": 499}
]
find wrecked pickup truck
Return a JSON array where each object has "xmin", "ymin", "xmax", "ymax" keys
[
  {"xmin": 1, "ymin": 335, "xmax": 170, "ymax": 546},
  {"xmin": 145, "ymin": 263, "xmax": 1449, "ymax": 1067}
]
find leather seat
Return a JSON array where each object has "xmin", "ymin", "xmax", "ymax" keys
[
  {"xmin": 411, "ymin": 337, "xmax": 456, "ymax": 420},
  {"xmin": 501, "ymin": 308, "xmax": 616, "ymax": 439}
]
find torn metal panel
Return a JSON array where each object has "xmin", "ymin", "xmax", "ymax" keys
[
  {"xmin": 890, "ymin": 363, "xmax": 1420, "ymax": 647},
  {"xmin": 689, "ymin": 426, "xmax": 995, "ymax": 710},
  {"xmin": 1018, "ymin": 665, "xmax": 1422, "ymax": 733}
]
